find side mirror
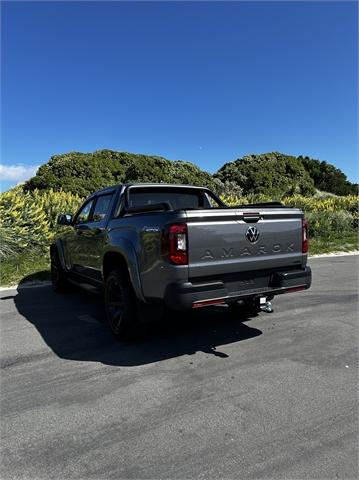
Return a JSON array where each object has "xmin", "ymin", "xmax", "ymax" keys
[{"xmin": 57, "ymin": 214, "xmax": 73, "ymax": 226}]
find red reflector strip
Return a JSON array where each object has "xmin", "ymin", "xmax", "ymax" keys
[
  {"xmin": 192, "ymin": 298, "xmax": 226, "ymax": 308},
  {"xmin": 284, "ymin": 286, "xmax": 306, "ymax": 294}
]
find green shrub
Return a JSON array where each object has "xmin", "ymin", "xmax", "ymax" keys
[
  {"xmin": 0, "ymin": 225, "xmax": 26, "ymax": 259},
  {"xmin": 306, "ymin": 210, "xmax": 354, "ymax": 238},
  {"xmin": 0, "ymin": 186, "xmax": 357, "ymax": 264},
  {"xmin": 299, "ymin": 156, "xmax": 358, "ymax": 195},
  {"xmin": 25, "ymin": 150, "xmax": 219, "ymax": 196},
  {"xmin": 23, "ymin": 149, "xmax": 357, "ymax": 198},
  {"xmin": 0, "ymin": 187, "xmax": 82, "ymax": 256},
  {"xmin": 215, "ymin": 152, "xmax": 316, "ymax": 197}
]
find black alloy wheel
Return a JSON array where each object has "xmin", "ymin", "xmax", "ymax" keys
[{"xmin": 104, "ymin": 269, "xmax": 140, "ymax": 340}]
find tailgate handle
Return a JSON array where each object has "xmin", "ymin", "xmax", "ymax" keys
[{"xmin": 243, "ymin": 214, "xmax": 261, "ymax": 223}]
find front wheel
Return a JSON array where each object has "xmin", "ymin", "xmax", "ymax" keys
[{"xmin": 104, "ymin": 269, "xmax": 141, "ymax": 340}]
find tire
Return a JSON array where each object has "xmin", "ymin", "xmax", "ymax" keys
[
  {"xmin": 50, "ymin": 248, "xmax": 69, "ymax": 293},
  {"xmin": 104, "ymin": 269, "xmax": 141, "ymax": 340}
]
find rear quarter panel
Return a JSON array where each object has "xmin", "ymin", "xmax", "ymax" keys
[{"xmin": 106, "ymin": 211, "xmax": 188, "ymax": 301}]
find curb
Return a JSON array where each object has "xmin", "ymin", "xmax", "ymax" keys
[
  {"xmin": 0, "ymin": 281, "xmax": 51, "ymax": 292},
  {"xmin": 309, "ymin": 251, "xmax": 359, "ymax": 258}
]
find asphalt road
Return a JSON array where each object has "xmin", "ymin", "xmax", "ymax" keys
[{"xmin": 1, "ymin": 256, "xmax": 358, "ymax": 480}]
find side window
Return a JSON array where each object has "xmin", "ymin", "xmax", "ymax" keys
[
  {"xmin": 74, "ymin": 200, "xmax": 94, "ymax": 225},
  {"xmin": 92, "ymin": 194, "xmax": 113, "ymax": 222}
]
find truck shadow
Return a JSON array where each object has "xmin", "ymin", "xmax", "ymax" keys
[{"xmin": 13, "ymin": 285, "xmax": 262, "ymax": 367}]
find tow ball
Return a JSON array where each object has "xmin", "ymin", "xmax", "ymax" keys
[{"xmin": 259, "ymin": 296, "xmax": 274, "ymax": 313}]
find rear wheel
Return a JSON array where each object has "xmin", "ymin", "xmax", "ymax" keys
[
  {"xmin": 104, "ymin": 269, "xmax": 141, "ymax": 340},
  {"xmin": 50, "ymin": 248, "xmax": 69, "ymax": 293}
]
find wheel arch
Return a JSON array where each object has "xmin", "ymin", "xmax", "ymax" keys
[{"xmin": 102, "ymin": 247, "xmax": 144, "ymax": 302}]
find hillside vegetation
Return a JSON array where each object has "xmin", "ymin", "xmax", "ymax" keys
[
  {"xmin": 299, "ymin": 155, "xmax": 357, "ymax": 196},
  {"xmin": 25, "ymin": 150, "xmax": 218, "ymax": 197},
  {"xmin": 216, "ymin": 152, "xmax": 315, "ymax": 197},
  {"xmin": 24, "ymin": 149, "xmax": 358, "ymax": 198},
  {"xmin": 1, "ymin": 186, "xmax": 358, "ymax": 284},
  {"xmin": 1, "ymin": 149, "xmax": 358, "ymax": 285}
]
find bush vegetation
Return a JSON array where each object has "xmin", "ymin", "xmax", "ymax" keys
[
  {"xmin": 0, "ymin": 187, "xmax": 82, "ymax": 260},
  {"xmin": 299, "ymin": 156, "xmax": 358, "ymax": 196},
  {"xmin": 0, "ymin": 187, "xmax": 357, "ymax": 262},
  {"xmin": 24, "ymin": 150, "xmax": 357, "ymax": 198},
  {"xmin": 216, "ymin": 152, "xmax": 316, "ymax": 197},
  {"xmin": 25, "ymin": 150, "xmax": 218, "ymax": 197},
  {"xmin": 1, "ymin": 149, "xmax": 358, "ymax": 285}
]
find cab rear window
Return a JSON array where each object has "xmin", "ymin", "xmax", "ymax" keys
[{"xmin": 128, "ymin": 189, "xmax": 209, "ymax": 210}]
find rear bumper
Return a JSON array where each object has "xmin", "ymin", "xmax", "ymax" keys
[{"xmin": 164, "ymin": 266, "xmax": 312, "ymax": 310}]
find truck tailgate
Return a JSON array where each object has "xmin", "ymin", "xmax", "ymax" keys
[{"xmin": 186, "ymin": 208, "xmax": 304, "ymax": 279}]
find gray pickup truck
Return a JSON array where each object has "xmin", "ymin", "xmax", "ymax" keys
[{"xmin": 52, "ymin": 183, "xmax": 311, "ymax": 339}]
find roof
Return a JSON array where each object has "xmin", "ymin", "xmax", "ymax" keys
[
  {"xmin": 124, "ymin": 183, "xmax": 210, "ymax": 190},
  {"xmin": 88, "ymin": 183, "xmax": 211, "ymax": 198}
]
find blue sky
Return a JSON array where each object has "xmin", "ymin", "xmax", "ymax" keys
[{"xmin": 1, "ymin": 1, "xmax": 358, "ymax": 191}]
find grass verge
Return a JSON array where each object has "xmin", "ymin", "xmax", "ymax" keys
[
  {"xmin": 0, "ymin": 233, "xmax": 358, "ymax": 287},
  {"xmin": 309, "ymin": 232, "xmax": 358, "ymax": 255},
  {"xmin": 1, "ymin": 253, "xmax": 50, "ymax": 287}
]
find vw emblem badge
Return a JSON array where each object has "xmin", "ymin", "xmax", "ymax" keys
[{"xmin": 246, "ymin": 226, "xmax": 259, "ymax": 243}]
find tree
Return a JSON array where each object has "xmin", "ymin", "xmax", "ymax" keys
[
  {"xmin": 215, "ymin": 152, "xmax": 315, "ymax": 198},
  {"xmin": 24, "ymin": 149, "xmax": 356, "ymax": 199},
  {"xmin": 25, "ymin": 150, "xmax": 218, "ymax": 197},
  {"xmin": 299, "ymin": 156, "xmax": 357, "ymax": 195}
]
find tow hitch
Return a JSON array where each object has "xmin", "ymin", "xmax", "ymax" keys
[{"xmin": 259, "ymin": 296, "xmax": 273, "ymax": 313}]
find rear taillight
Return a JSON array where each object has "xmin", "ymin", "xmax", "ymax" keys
[
  {"xmin": 163, "ymin": 223, "xmax": 188, "ymax": 265},
  {"xmin": 302, "ymin": 218, "xmax": 309, "ymax": 253}
]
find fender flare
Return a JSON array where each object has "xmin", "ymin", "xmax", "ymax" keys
[{"xmin": 102, "ymin": 241, "xmax": 145, "ymax": 302}]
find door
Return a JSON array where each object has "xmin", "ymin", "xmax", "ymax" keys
[
  {"xmin": 67, "ymin": 198, "xmax": 95, "ymax": 276},
  {"xmin": 83, "ymin": 192, "xmax": 115, "ymax": 281},
  {"xmin": 66, "ymin": 193, "xmax": 115, "ymax": 281}
]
